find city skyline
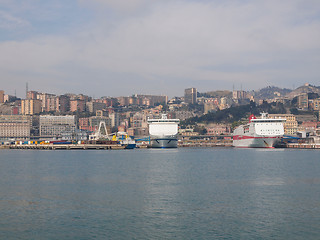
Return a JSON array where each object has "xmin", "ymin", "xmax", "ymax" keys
[{"xmin": 1, "ymin": 0, "xmax": 320, "ymax": 98}]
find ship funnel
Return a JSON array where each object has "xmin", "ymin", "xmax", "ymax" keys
[{"xmin": 249, "ymin": 114, "xmax": 256, "ymax": 122}]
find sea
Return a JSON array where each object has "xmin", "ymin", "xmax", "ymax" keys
[{"xmin": 0, "ymin": 148, "xmax": 319, "ymax": 240}]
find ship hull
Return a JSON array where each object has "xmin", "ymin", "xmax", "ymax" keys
[
  {"xmin": 233, "ymin": 136, "xmax": 281, "ymax": 148},
  {"xmin": 122, "ymin": 143, "xmax": 136, "ymax": 149},
  {"xmin": 150, "ymin": 138, "xmax": 178, "ymax": 148}
]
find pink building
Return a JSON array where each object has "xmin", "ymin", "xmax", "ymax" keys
[
  {"xmin": 206, "ymin": 124, "xmax": 231, "ymax": 135},
  {"xmin": 46, "ymin": 96, "xmax": 57, "ymax": 112},
  {"xmin": 70, "ymin": 99, "xmax": 85, "ymax": 112}
]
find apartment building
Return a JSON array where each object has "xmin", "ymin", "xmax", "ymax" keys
[
  {"xmin": 184, "ymin": 88, "xmax": 197, "ymax": 104},
  {"xmin": 268, "ymin": 114, "xmax": 298, "ymax": 135},
  {"xmin": 21, "ymin": 99, "xmax": 42, "ymax": 115}
]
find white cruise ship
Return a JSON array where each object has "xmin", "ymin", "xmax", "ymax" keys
[
  {"xmin": 233, "ymin": 113, "xmax": 285, "ymax": 148},
  {"xmin": 147, "ymin": 114, "xmax": 180, "ymax": 148}
]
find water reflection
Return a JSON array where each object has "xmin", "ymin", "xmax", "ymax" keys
[{"xmin": 1, "ymin": 149, "xmax": 320, "ymax": 239}]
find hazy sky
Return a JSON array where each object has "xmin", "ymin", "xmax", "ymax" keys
[{"xmin": 0, "ymin": 0, "xmax": 320, "ymax": 98}]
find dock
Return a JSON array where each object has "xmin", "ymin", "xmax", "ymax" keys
[
  {"xmin": 286, "ymin": 143, "xmax": 320, "ymax": 149},
  {"xmin": 1, "ymin": 144, "xmax": 127, "ymax": 150},
  {"xmin": 178, "ymin": 140, "xmax": 233, "ymax": 147}
]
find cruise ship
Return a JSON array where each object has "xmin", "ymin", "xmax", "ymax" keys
[
  {"xmin": 233, "ymin": 113, "xmax": 285, "ymax": 148},
  {"xmin": 147, "ymin": 114, "xmax": 180, "ymax": 148}
]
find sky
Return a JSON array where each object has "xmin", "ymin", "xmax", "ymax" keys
[{"xmin": 0, "ymin": 0, "xmax": 320, "ymax": 98}]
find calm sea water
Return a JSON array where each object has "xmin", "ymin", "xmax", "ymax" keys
[{"xmin": 0, "ymin": 148, "xmax": 320, "ymax": 240}]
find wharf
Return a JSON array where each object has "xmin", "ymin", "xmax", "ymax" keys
[
  {"xmin": 286, "ymin": 143, "xmax": 320, "ymax": 149},
  {"xmin": 178, "ymin": 141, "xmax": 233, "ymax": 147},
  {"xmin": 2, "ymin": 144, "xmax": 126, "ymax": 150}
]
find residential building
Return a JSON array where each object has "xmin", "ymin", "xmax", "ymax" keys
[
  {"xmin": 184, "ymin": 88, "xmax": 197, "ymax": 104},
  {"xmin": 56, "ymin": 95, "xmax": 70, "ymax": 113},
  {"xmin": 219, "ymin": 97, "xmax": 231, "ymax": 110},
  {"xmin": 78, "ymin": 117, "xmax": 89, "ymax": 130},
  {"xmin": 127, "ymin": 127, "xmax": 148, "ymax": 137},
  {"xmin": 206, "ymin": 124, "xmax": 232, "ymax": 135},
  {"xmin": 96, "ymin": 110, "xmax": 108, "ymax": 117},
  {"xmin": 37, "ymin": 93, "xmax": 55, "ymax": 112},
  {"xmin": 4, "ymin": 94, "xmax": 17, "ymax": 103},
  {"xmin": 298, "ymin": 93, "xmax": 308, "ymax": 110},
  {"xmin": 300, "ymin": 121, "xmax": 318, "ymax": 132},
  {"xmin": 109, "ymin": 112, "xmax": 120, "ymax": 128},
  {"xmin": 268, "ymin": 114, "xmax": 298, "ymax": 135},
  {"xmin": 96, "ymin": 97, "xmax": 114, "ymax": 107},
  {"xmin": 135, "ymin": 94, "xmax": 168, "ymax": 106},
  {"xmin": 86, "ymin": 101, "xmax": 107, "ymax": 113},
  {"xmin": 312, "ymin": 98, "xmax": 320, "ymax": 111},
  {"xmin": 131, "ymin": 112, "xmax": 149, "ymax": 128},
  {"xmin": 21, "ymin": 99, "xmax": 42, "ymax": 115},
  {"xmin": 89, "ymin": 116, "xmax": 112, "ymax": 129},
  {"xmin": 27, "ymin": 91, "xmax": 39, "ymax": 100},
  {"xmin": 70, "ymin": 99, "xmax": 85, "ymax": 112},
  {"xmin": 117, "ymin": 94, "xmax": 167, "ymax": 107},
  {"xmin": 0, "ymin": 115, "xmax": 31, "ymax": 140},
  {"xmin": 0, "ymin": 90, "xmax": 4, "ymax": 103},
  {"xmin": 46, "ymin": 96, "xmax": 57, "ymax": 112}
]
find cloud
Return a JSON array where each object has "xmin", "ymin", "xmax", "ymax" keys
[
  {"xmin": 0, "ymin": 0, "xmax": 320, "ymax": 97},
  {"xmin": 78, "ymin": 0, "xmax": 320, "ymax": 82},
  {"xmin": 0, "ymin": 10, "xmax": 30, "ymax": 29},
  {"xmin": 79, "ymin": 0, "xmax": 155, "ymax": 13}
]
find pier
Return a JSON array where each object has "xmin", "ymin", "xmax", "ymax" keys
[
  {"xmin": 1, "ymin": 144, "xmax": 127, "ymax": 150},
  {"xmin": 286, "ymin": 143, "xmax": 320, "ymax": 149}
]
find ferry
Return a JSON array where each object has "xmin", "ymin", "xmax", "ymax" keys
[
  {"xmin": 233, "ymin": 113, "xmax": 285, "ymax": 148},
  {"xmin": 147, "ymin": 114, "xmax": 180, "ymax": 148}
]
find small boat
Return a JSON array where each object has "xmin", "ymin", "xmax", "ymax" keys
[{"xmin": 116, "ymin": 132, "xmax": 136, "ymax": 149}]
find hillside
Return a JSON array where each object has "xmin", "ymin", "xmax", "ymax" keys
[
  {"xmin": 285, "ymin": 84, "xmax": 320, "ymax": 99},
  {"xmin": 254, "ymin": 86, "xmax": 292, "ymax": 100},
  {"xmin": 199, "ymin": 90, "xmax": 232, "ymax": 98},
  {"xmin": 182, "ymin": 101, "xmax": 286, "ymax": 126}
]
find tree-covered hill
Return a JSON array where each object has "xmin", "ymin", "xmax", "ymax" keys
[
  {"xmin": 254, "ymin": 86, "xmax": 292, "ymax": 100},
  {"xmin": 198, "ymin": 90, "xmax": 232, "ymax": 98},
  {"xmin": 181, "ymin": 101, "xmax": 286, "ymax": 126}
]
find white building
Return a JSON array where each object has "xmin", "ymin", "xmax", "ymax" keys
[
  {"xmin": 40, "ymin": 115, "xmax": 76, "ymax": 138},
  {"xmin": 0, "ymin": 115, "xmax": 31, "ymax": 140}
]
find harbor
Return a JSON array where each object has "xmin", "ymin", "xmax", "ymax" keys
[{"xmin": 4, "ymin": 141, "xmax": 320, "ymax": 150}]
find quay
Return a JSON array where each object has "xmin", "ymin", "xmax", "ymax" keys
[
  {"xmin": 179, "ymin": 142, "xmax": 233, "ymax": 147},
  {"xmin": 178, "ymin": 139, "xmax": 233, "ymax": 147},
  {"xmin": 2, "ymin": 142, "xmax": 320, "ymax": 150},
  {"xmin": 1, "ymin": 144, "xmax": 127, "ymax": 150},
  {"xmin": 286, "ymin": 143, "xmax": 320, "ymax": 149}
]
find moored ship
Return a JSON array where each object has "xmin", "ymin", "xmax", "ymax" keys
[
  {"xmin": 233, "ymin": 113, "xmax": 285, "ymax": 148},
  {"xmin": 147, "ymin": 114, "xmax": 180, "ymax": 148}
]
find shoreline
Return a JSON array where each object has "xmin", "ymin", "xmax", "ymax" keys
[{"xmin": 1, "ymin": 142, "xmax": 320, "ymax": 150}]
